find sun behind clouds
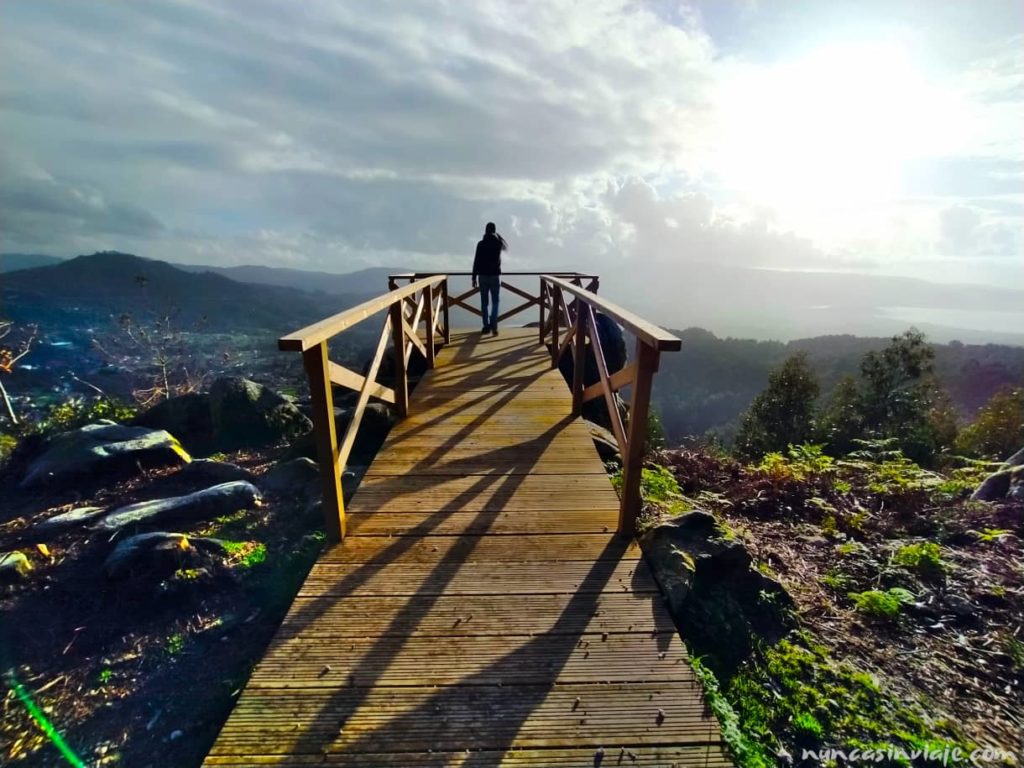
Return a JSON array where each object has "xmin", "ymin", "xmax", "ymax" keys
[{"xmin": 715, "ymin": 40, "xmax": 971, "ymax": 209}]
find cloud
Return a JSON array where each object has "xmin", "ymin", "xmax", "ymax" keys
[
  {"xmin": 0, "ymin": 175, "xmax": 164, "ymax": 246},
  {"xmin": 0, "ymin": 0, "xmax": 1021, "ymax": 301}
]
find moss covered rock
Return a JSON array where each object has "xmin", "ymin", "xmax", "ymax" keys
[{"xmin": 640, "ymin": 510, "xmax": 795, "ymax": 678}]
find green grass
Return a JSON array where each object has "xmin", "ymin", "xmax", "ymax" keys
[
  {"xmin": 222, "ymin": 540, "xmax": 267, "ymax": 569},
  {"xmin": 848, "ymin": 588, "xmax": 914, "ymax": 620},
  {"xmin": 892, "ymin": 542, "xmax": 945, "ymax": 574}
]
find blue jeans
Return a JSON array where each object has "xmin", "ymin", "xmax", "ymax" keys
[{"xmin": 478, "ymin": 275, "xmax": 500, "ymax": 329}]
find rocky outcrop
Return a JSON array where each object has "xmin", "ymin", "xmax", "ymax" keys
[
  {"xmin": 104, "ymin": 532, "xmax": 229, "ymax": 579},
  {"xmin": 209, "ymin": 377, "xmax": 311, "ymax": 449},
  {"xmin": 640, "ymin": 510, "xmax": 796, "ymax": 677},
  {"xmin": 36, "ymin": 506, "xmax": 108, "ymax": 534},
  {"xmin": 290, "ymin": 402, "xmax": 396, "ymax": 463},
  {"xmin": 175, "ymin": 458, "xmax": 255, "ymax": 485},
  {"xmin": 134, "ymin": 377, "xmax": 311, "ymax": 454},
  {"xmin": 19, "ymin": 423, "xmax": 190, "ymax": 489},
  {"xmin": 95, "ymin": 481, "xmax": 261, "ymax": 531},
  {"xmin": 971, "ymin": 447, "xmax": 1024, "ymax": 502},
  {"xmin": 261, "ymin": 457, "xmax": 319, "ymax": 495},
  {"xmin": 133, "ymin": 393, "xmax": 212, "ymax": 451},
  {"xmin": 585, "ymin": 420, "xmax": 621, "ymax": 464},
  {"xmin": 557, "ymin": 312, "xmax": 629, "ymax": 430}
]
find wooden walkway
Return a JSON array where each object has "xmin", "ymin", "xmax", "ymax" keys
[{"xmin": 205, "ymin": 328, "xmax": 728, "ymax": 767}]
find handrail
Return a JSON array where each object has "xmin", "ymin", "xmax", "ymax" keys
[
  {"xmin": 278, "ymin": 274, "xmax": 450, "ymax": 541},
  {"xmin": 280, "ymin": 275, "xmax": 448, "ymax": 352},
  {"xmin": 541, "ymin": 275, "xmax": 681, "ymax": 351},
  {"xmin": 389, "ymin": 271, "xmax": 598, "ymax": 280},
  {"xmin": 539, "ymin": 275, "xmax": 681, "ymax": 536}
]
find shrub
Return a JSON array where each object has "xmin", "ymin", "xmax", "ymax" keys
[
  {"xmin": 39, "ymin": 396, "xmax": 136, "ymax": 435},
  {"xmin": 956, "ymin": 386, "xmax": 1024, "ymax": 461}
]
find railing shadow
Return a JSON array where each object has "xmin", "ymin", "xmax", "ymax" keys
[{"xmin": 334, "ymin": 536, "xmax": 633, "ymax": 763}]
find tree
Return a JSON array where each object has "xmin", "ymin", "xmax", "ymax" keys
[
  {"xmin": 859, "ymin": 329, "xmax": 934, "ymax": 434},
  {"xmin": 857, "ymin": 329, "xmax": 955, "ymax": 465},
  {"xmin": 956, "ymin": 386, "xmax": 1024, "ymax": 460},
  {"xmin": 816, "ymin": 374, "xmax": 863, "ymax": 456},
  {"xmin": 0, "ymin": 320, "xmax": 38, "ymax": 425},
  {"xmin": 735, "ymin": 353, "xmax": 820, "ymax": 458}
]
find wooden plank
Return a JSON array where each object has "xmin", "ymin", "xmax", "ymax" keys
[
  {"xmin": 206, "ymin": 745, "xmax": 734, "ymax": 766},
  {"xmin": 207, "ymin": 684, "xmax": 721, "ymax": 755},
  {"xmin": 249, "ymin": 633, "xmax": 693, "ymax": 687},
  {"xmin": 320, "ymin": 534, "xmax": 639, "ymax": 563},
  {"xmin": 272, "ymin": 593, "xmax": 672, "ymax": 638},
  {"xmin": 299, "ymin": 560, "xmax": 654, "ymax": 597},
  {"xmin": 346, "ymin": 511, "xmax": 621, "ymax": 536}
]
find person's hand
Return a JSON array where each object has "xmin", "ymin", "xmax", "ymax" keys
[{"xmin": 471, "ymin": 278, "xmax": 477, "ymax": 288}]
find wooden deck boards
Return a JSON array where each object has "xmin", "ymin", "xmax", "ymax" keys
[{"xmin": 204, "ymin": 328, "xmax": 726, "ymax": 766}]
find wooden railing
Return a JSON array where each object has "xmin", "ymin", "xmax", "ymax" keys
[
  {"xmin": 281, "ymin": 270, "xmax": 679, "ymax": 541},
  {"xmin": 279, "ymin": 275, "xmax": 449, "ymax": 540},
  {"xmin": 390, "ymin": 272, "xmax": 598, "ymax": 327},
  {"xmin": 539, "ymin": 275, "xmax": 682, "ymax": 536}
]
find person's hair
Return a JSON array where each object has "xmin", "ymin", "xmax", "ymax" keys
[{"xmin": 485, "ymin": 222, "xmax": 508, "ymax": 251}]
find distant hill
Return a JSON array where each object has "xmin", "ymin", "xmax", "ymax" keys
[
  {"xmin": 0, "ymin": 253, "xmax": 64, "ymax": 272},
  {"xmin": 0, "ymin": 251, "xmax": 368, "ymax": 332},
  {"xmin": 652, "ymin": 327, "xmax": 1024, "ymax": 443},
  {"xmin": 177, "ymin": 263, "xmax": 402, "ymax": 297}
]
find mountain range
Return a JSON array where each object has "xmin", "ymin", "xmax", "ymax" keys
[{"xmin": 0, "ymin": 252, "xmax": 370, "ymax": 332}]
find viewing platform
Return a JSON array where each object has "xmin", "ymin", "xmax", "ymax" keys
[{"xmin": 204, "ymin": 275, "xmax": 729, "ymax": 766}]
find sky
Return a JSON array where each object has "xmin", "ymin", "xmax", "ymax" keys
[{"xmin": 1, "ymin": 1, "xmax": 1022, "ymax": 339}]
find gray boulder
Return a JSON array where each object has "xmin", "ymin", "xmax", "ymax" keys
[
  {"xmin": 1004, "ymin": 446, "xmax": 1024, "ymax": 468},
  {"xmin": 640, "ymin": 510, "xmax": 795, "ymax": 677},
  {"xmin": 134, "ymin": 378, "xmax": 312, "ymax": 453},
  {"xmin": 209, "ymin": 377, "xmax": 311, "ymax": 449},
  {"xmin": 585, "ymin": 420, "xmax": 621, "ymax": 464},
  {"xmin": 133, "ymin": 393, "xmax": 213, "ymax": 452},
  {"xmin": 290, "ymin": 403, "xmax": 396, "ymax": 462},
  {"xmin": 104, "ymin": 532, "xmax": 229, "ymax": 579},
  {"xmin": 971, "ymin": 463, "xmax": 1024, "ymax": 503},
  {"xmin": 95, "ymin": 481, "xmax": 261, "ymax": 531},
  {"xmin": 36, "ymin": 506, "xmax": 108, "ymax": 535},
  {"xmin": 0, "ymin": 551, "xmax": 31, "ymax": 578},
  {"xmin": 262, "ymin": 457, "xmax": 320, "ymax": 494},
  {"xmin": 20, "ymin": 423, "xmax": 190, "ymax": 489}
]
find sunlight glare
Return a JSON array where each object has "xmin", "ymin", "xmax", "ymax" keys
[{"xmin": 716, "ymin": 42, "xmax": 965, "ymax": 208}]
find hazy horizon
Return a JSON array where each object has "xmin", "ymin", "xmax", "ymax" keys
[{"xmin": 2, "ymin": 1, "xmax": 1022, "ymax": 341}]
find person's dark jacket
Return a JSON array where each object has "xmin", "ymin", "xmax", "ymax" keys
[{"xmin": 472, "ymin": 234, "xmax": 503, "ymax": 278}]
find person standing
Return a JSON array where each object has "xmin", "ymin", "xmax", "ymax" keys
[{"xmin": 471, "ymin": 222, "xmax": 507, "ymax": 335}]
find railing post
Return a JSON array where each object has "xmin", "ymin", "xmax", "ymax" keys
[
  {"xmin": 618, "ymin": 340, "xmax": 659, "ymax": 538},
  {"xmin": 539, "ymin": 279, "xmax": 546, "ymax": 347},
  {"xmin": 424, "ymin": 283, "xmax": 436, "ymax": 367},
  {"xmin": 389, "ymin": 302, "xmax": 409, "ymax": 417},
  {"xmin": 551, "ymin": 285, "xmax": 561, "ymax": 368},
  {"xmin": 441, "ymin": 279, "xmax": 451, "ymax": 345},
  {"xmin": 571, "ymin": 298, "xmax": 586, "ymax": 416},
  {"xmin": 303, "ymin": 341, "xmax": 345, "ymax": 542}
]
